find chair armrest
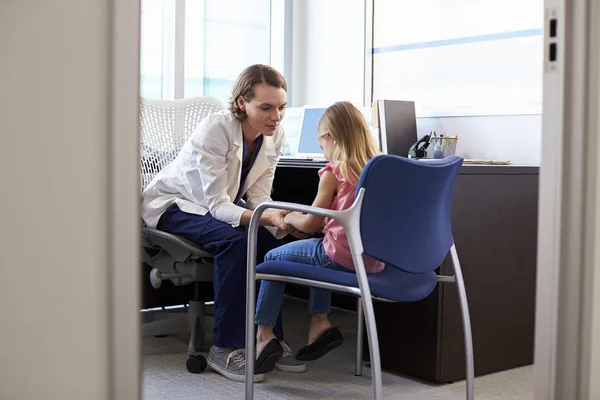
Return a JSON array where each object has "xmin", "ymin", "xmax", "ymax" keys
[
  {"xmin": 142, "ymin": 227, "xmax": 213, "ymax": 262},
  {"xmin": 246, "ymin": 195, "xmax": 367, "ymax": 277},
  {"xmin": 246, "ymin": 200, "xmax": 347, "ymax": 270},
  {"xmin": 253, "ymin": 200, "xmax": 344, "ymax": 221}
]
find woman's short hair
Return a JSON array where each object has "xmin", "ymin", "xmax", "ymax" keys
[{"xmin": 229, "ymin": 64, "xmax": 287, "ymax": 121}]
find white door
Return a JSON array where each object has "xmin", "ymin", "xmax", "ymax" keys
[
  {"xmin": 0, "ymin": 1, "xmax": 141, "ymax": 399},
  {"xmin": 535, "ymin": 0, "xmax": 600, "ymax": 398}
]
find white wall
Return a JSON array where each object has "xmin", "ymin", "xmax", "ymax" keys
[
  {"xmin": 0, "ymin": 1, "xmax": 139, "ymax": 399},
  {"xmin": 291, "ymin": 0, "xmax": 365, "ymax": 106},
  {"xmin": 416, "ymin": 114, "xmax": 542, "ymax": 165},
  {"xmin": 289, "ymin": 1, "xmax": 542, "ymax": 165},
  {"xmin": 370, "ymin": 0, "xmax": 543, "ymax": 165}
]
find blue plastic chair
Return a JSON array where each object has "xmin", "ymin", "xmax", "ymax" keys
[{"xmin": 244, "ymin": 155, "xmax": 474, "ymax": 400}]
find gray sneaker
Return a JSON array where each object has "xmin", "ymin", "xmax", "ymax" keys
[
  {"xmin": 274, "ymin": 341, "xmax": 307, "ymax": 373},
  {"xmin": 207, "ymin": 346, "xmax": 265, "ymax": 382}
]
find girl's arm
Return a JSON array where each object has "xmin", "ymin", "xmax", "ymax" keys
[{"xmin": 284, "ymin": 170, "xmax": 338, "ymax": 234}]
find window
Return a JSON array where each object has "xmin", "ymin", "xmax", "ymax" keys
[
  {"xmin": 140, "ymin": 0, "xmax": 165, "ymax": 99},
  {"xmin": 140, "ymin": 0, "xmax": 284, "ymax": 104},
  {"xmin": 372, "ymin": 0, "xmax": 544, "ymax": 117}
]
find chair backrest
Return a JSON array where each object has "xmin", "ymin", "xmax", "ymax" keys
[
  {"xmin": 139, "ymin": 96, "xmax": 225, "ymax": 190},
  {"xmin": 356, "ymin": 155, "xmax": 463, "ymax": 274}
]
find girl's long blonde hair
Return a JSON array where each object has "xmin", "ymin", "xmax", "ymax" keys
[{"xmin": 317, "ymin": 101, "xmax": 380, "ymax": 182}]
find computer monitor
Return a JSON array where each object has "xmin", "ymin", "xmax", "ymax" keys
[
  {"xmin": 294, "ymin": 107, "xmax": 327, "ymax": 159},
  {"xmin": 376, "ymin": 100, "xmax": 418, "ymax": 157}
]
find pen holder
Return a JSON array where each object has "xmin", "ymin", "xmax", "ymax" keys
[{"xmin": 429, "ymin": 137, "xmax": 458, "ymax": 159}]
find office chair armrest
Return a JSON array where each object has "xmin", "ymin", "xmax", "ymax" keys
[
  {"xmin": 246, "ymin": 197, "xmax": 366, "ymax": 276},
  {"xmin": 142, "ymin": 227, "xmax": 213, "ymax": 262},
  {"xmin": 247, "ymin": 200, "xmax": 346, "ymax": 265},
  {"xmin": 257, "ymin": 201, "xmax": 344, "ymax": 222}
]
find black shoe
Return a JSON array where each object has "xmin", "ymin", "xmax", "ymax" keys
[
  {"xmin": 295, "ymin": 327, "xmax": 344, "ymax": 361},
  {"xmin": 255, "ymin": 339, "xmax": 283, "ymax": 374}
]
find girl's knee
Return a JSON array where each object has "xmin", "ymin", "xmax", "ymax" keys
[{"xmin": 264, "ymin": 248, "xmax": 278, "ymax": 262}]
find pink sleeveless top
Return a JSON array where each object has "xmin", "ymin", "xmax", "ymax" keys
[{"xmin": 319, "ymin": 163, "xmax": 385, "ymax": 273}]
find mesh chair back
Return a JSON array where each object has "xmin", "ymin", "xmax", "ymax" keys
[{"xmin": 139, "ymin": 96, "xmax": 224, "ymax": 190}]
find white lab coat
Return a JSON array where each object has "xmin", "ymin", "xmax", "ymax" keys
[{"xmin": 141, "ymin": 109, "xmax": 286, "ymax": 238}]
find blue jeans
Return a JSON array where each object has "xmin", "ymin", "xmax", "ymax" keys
[{"xmin": 255, "ymin": 237, "xmax": 350, "ymax": 328}]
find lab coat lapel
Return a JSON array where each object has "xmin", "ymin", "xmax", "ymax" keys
[{"xmin": 228, "ymin": 124, "xmax": 243, "ymax": 201}]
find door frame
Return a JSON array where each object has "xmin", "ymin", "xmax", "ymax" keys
[
  {"xmin": 108, "ymin": 0, "xmax": 142, "ymax": 398},
  {"xmin": 536, "ymin": 0, "xmax": 600, "ymax": 398}
]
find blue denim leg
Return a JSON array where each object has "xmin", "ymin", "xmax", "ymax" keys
[
  {"xmin": 255, "ymin": 280, "xmax": 286, "ymax": 328},
  {"xmin": 305, "ymin": 240, "xmax": 349, "ymax": 315},
  {"xmin": 255, "ymin": 238, "xmax": 349, "ymax": 327}
]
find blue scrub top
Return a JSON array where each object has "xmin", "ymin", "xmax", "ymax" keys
[{"xmin": 234, "ymin": 134, "xmax": 264, "ymax": 204}]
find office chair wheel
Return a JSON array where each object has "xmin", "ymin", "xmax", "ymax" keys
[
  {"xmin": 186, "ymin": 355, "xmax": 207, "ymax": 373},
  {"xmin": 149, "ymin": 268, "xmax": 162, "ymax": 289}
]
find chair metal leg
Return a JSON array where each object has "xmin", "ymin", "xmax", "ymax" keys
[
  {"xmin": 355, "ymin": 298, "xmax": 364, "ymax": 376},
  {"xmin": 188, "ymin": 300, "xmax": 204, "ymax": 356},
  {"xmin": 451, "ymin": 244, "xmax": 475, "ymax": 400},
  {"xmin": 361, "ymin": 294, "xmax": 383, "ymax": 399},
  {"xmin": 245, "ymin": 224, "xmax": 259, "ymax": 400}
]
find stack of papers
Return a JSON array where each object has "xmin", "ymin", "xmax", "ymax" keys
[{"xmin": 464, "ymin": 159, "xmax": 512, "ymax": 165}]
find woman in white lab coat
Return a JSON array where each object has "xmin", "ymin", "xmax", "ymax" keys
[{"xmin": 141, "ymin": 64, "xmax": 305, "ymax": 382}]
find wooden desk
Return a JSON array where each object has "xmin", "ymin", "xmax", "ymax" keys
[{"xmin": 272, "ymin": 161, "xmax": 539, "ymax": 383}]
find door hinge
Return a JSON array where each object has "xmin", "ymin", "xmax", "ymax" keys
[{"xmin": 546, "ymin": 8, "xmax": 559, "ymax": 72}]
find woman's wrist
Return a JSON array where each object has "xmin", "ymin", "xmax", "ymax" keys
[
  {"xmin": 240, "ymin": 209, "xmax": 274, "ymax": 227},
  {"xmin": 259, "ymin": 211, "xmax": 276, "ymax": 227}
]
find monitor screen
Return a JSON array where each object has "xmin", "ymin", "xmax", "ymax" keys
[{"xmin": 297, "ymin": 107, "xmax": 326, "ymax": 156}]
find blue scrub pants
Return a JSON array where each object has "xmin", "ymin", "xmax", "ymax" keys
[{"xmin": 157, "ymin": 204, "xmax": 285, "ymax": 349}]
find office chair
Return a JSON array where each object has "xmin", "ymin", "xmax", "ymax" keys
[
  {"xmin": 139, "ymin": 96, "xmax": 223, "ymax": 373},
  {"xmin": 244, "ymin": 155, "xmax": 474, "ymax": 400}
]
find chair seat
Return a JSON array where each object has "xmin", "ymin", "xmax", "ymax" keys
[
  {"xmin": 143, "ymin": 227, "xmax": 214, "ymax": 260},
  {"xmin": 256, "ymin": 261, "xmax": 438, "ymax": 303}
]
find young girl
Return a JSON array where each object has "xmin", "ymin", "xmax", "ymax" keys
[{"xmin": 254, "ymin": 101, "xmax": 385, "ymax": 369}]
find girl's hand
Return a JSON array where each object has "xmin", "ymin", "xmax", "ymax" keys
[{"xmin": 283, "ymin": 211, "xmax": 302, "ymax": 225}]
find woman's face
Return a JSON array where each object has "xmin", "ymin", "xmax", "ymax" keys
[{"xmin": 238, "ymin": 83, "xmax": 287, "ymax": 137}]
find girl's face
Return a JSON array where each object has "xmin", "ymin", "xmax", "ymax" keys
[
  {"xmin": 238, "ymin": 83, "xmax": 287, "ymax": 137},
  {"xmin": 318, "ymin": 132, "xmax": 336, "ymax": 161}
]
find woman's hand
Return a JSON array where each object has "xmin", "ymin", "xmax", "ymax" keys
[
  {"xmin": 271, "ymin": 210, "xmax": 310, "ymax": 239},
  {"xmin": 269, "ymin": 209, "xmax": 293, "ymax": 232}
]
